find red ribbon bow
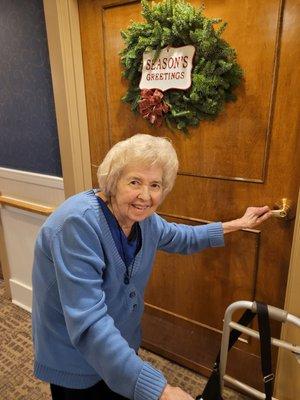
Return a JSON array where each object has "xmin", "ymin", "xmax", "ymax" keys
[{"xmin": 138, "ymin": 89, "xmax": 169, "ymax": 127}]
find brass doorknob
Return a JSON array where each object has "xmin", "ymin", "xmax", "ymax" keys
[{"xmin": 271, "ymin": 198, "xmax": 293, "ymax": 219}]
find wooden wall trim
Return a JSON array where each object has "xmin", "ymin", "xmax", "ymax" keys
[
  {"xmin": 275, "ymin": 189, "xmax": 300, "ymax": 399},
  {"xmin": 144, "ymin": 302, "xmax": 222, "ymax": 334},
  {"xmin": 43, "ymin": 0, "xmax": 92, "ymax": 198},
  {"xmin": 0, "ymin": 216, "xmax": 11, "ymax": 299},
  {"xmin": 0, "ymin": 195, "xmax": 55, "ymax": 216}
]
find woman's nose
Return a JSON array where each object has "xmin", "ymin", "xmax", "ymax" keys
[{"xmin": 138, "ymin": 186, "xmax": 151, "ymax": 200}]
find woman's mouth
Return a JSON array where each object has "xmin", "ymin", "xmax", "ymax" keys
[{"xmin": 132, "ymin": 204, "xmax": 150, "ymax": 211}]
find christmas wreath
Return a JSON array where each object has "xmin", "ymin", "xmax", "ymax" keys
[{"xmin": 120, "ymin": 0, "xmax": 243, "ymax": 133}]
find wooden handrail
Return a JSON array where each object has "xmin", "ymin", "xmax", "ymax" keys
[{"xmin": 0, "ymin": 195, "xmax": 55, "ymax": 216}]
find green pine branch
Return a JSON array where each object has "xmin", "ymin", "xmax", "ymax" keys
[{"xmin": 120, "ymin": 0, "xmax": 243, "ymax": 132}]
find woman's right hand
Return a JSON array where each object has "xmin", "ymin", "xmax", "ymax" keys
[{"xmin": 160, "ymin": 384, "xmax": 194, "ymax": 400}]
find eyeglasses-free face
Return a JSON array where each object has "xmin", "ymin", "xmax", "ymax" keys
[{"xmin": 109, "ymin": 164, "xmax": 163, "ymax": 234}]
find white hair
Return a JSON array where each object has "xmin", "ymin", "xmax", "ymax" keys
[{"xmin": 97, "ymin": 134, "xmax": 178, "ymax": 198}]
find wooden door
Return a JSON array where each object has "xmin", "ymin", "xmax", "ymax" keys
[{"xmin": 78, "ymin": 0, "xmax": 300, "ymax": 391}]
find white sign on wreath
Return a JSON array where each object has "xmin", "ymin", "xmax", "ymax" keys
[{"xmin": 139, "ymin": 45, "xmax": 195, "ymax": 91}]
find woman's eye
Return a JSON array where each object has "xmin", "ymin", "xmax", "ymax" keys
[
  {"xmin": 130, "ymin": 180, "xmax": 139, "ymax": 186},
  {"xmin": 151, "ymin": 183, "xmax": 161, "ymax": 190}
]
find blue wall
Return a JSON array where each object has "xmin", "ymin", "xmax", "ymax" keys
[{"xmin": 0, "ymin": 0, "xmax": 62, "ymax": 177}]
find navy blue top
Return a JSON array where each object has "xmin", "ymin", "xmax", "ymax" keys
[{"xmin": 97, "ymin": 196, "xmax": 141, "ymax": 281}]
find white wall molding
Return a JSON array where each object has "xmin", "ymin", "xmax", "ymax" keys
[
  {"xmin": 10, "ymin": 279, "xmax": 32, "ymax": 313},
  {"xmin": 0, "ymin": 167, "xmax": 65, "ymax": 207},
  {"xmin": 0, "ymin": 167, "xmax": 63, "ymax": 189},
  {"xmin": 0, "ymin": 168, "xmax": 64, "ymax": 311}
]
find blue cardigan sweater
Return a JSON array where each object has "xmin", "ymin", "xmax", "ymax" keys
[{"xmin": 32, "ymin": 190, "xmax": 224, "ymax": 399}]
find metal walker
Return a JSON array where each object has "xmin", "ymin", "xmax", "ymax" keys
[{"xmin": 219, "ymin": 301, "xmax": 300, "ymax": 399}]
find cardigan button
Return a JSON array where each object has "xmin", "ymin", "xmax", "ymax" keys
[
  {"xmin": 124, "ymin": 275, "xmax": 130, "ymax": 284},
  {"xmin": 129, "ymin": 291, "xmax": 136, "ymax": 298}
]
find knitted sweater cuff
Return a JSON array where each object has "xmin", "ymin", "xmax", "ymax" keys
[
  {"xmin": 207, "ymin": 222, "xmax": 224, "ymax": 247},
  {"xmin": 134, "ymin": 363, "xmax": 167, "ymax": 400}
]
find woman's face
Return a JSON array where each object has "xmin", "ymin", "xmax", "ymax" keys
[{"xmin": 110, "ymin": 164, "xmax": 164, "ymax": 231}]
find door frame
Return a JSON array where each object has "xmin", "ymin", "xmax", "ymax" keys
[
  {"xmin": 43, "ymin": 0, "xmax": 92, "ymax": 198},
  {"xmin": 43, "ymin": 0, "xmax": 300, "ymax": 397}
]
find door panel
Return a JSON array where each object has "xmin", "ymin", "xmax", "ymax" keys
[
  {"xmin": 94, "ymin": 0, "xmax": 282, "ymax": 180},
  {"xmin": 78, "ymin": 0, "xmax": 300, "ymax": 391},
  {"xmin": 147, "ymin": 218, "xmax": 259, "ymax": 330}
]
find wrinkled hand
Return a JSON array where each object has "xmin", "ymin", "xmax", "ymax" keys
[
  {"xmin": 238, "ymin": 206, "xmax": 272, "ymax": 229},
  {"xmin": 160, "ymin": 384, "xmax": 194, "ymax": 400},
  {"xmin": 222, "ymin": 206, "xmax": 272, "ymax": 234}
]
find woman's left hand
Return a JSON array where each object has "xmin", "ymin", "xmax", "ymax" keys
[
  {"xmin": 238, "ymin": 206, "xmax": 272, "ymax": 229},
  {"xmin": 222, "ymin": 206, "xmax": 272, "ymax": 234}
]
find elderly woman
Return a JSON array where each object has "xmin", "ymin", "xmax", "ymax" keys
[{"xmin": 32, "ymin": 134, "xmax": 271, "ymax": 400}]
